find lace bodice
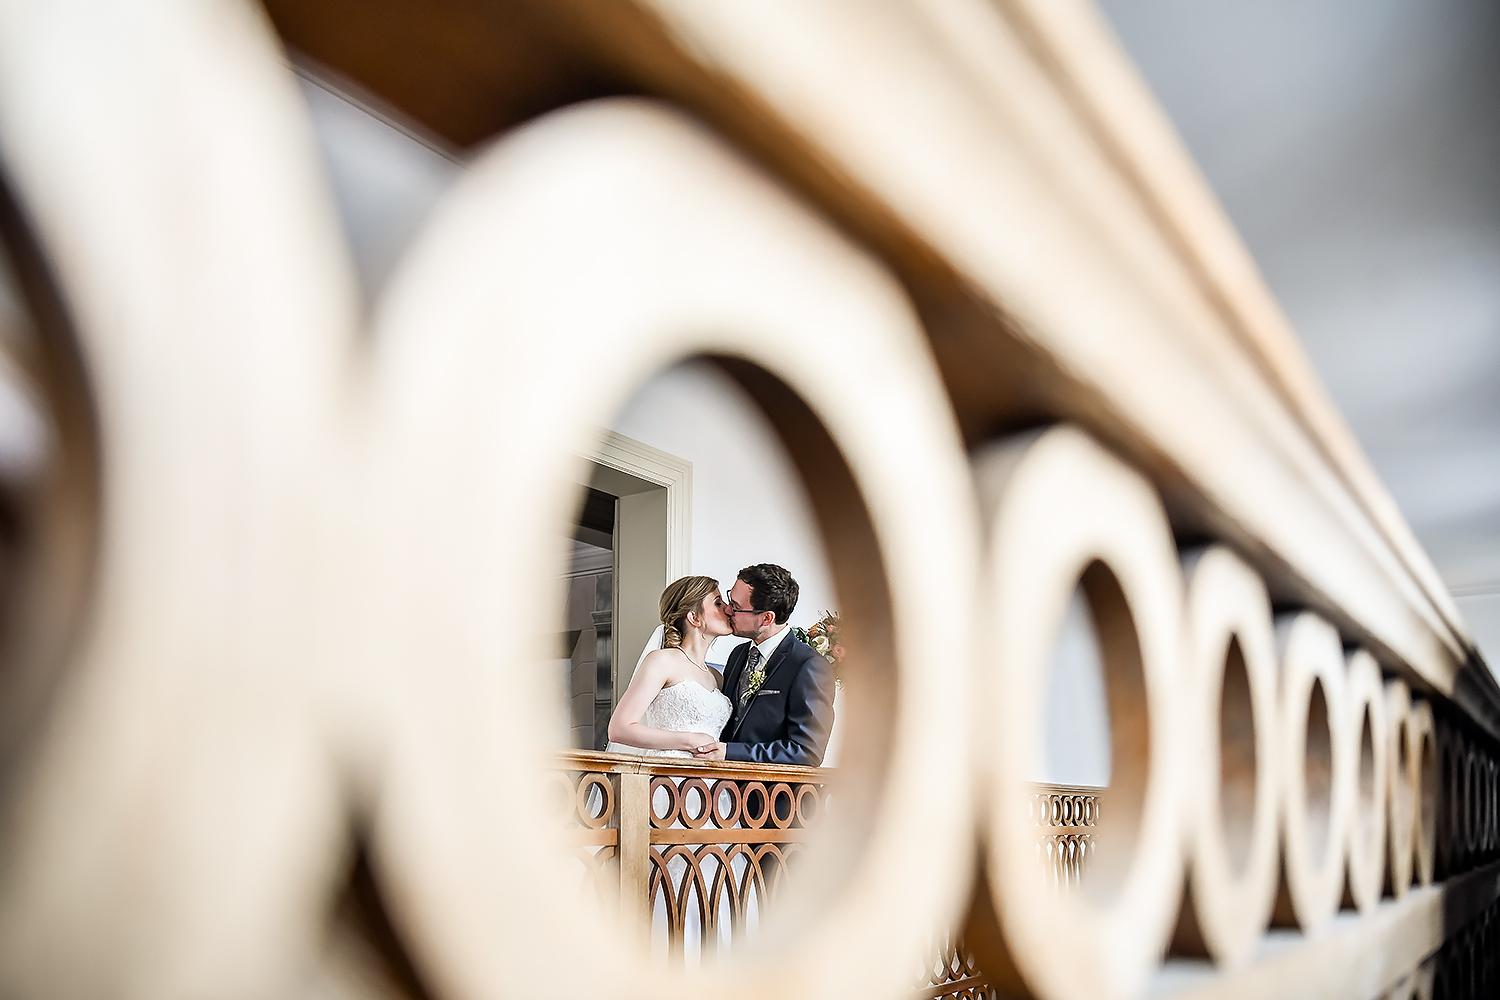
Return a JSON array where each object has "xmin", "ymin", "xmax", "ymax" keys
[{"xmin": 606, "ymin": 681, "xmax": 733, "ymax": 758}]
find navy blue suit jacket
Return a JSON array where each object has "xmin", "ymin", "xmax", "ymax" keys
[{"xmin": 718, "ymin": 631, "xmax": 835, "ymax": 766}]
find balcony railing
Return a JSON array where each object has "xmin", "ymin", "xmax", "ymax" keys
[
  {"xmin": 555, "ymin": 751, "xmax": 1100, "ymax": 996},
  {"xmin": 5, "ymin": 2, "xmax": 1500, "ymax": 996}
]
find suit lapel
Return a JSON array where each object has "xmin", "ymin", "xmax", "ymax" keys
[
  {"xmin": 757, "ymin": 637, "xmax": 799, "ymax": 695},
  {"xmin": 721, "ymin": 641, "xmax": 748, "ymax": 701},
  {"xmin": 728, "ymin": 634, "xmax": 798, "ymax": 740}
]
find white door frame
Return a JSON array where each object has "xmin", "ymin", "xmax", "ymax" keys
[{"xmin": 585, "ymin": 430, "xmax": 692, "ymax": 579}]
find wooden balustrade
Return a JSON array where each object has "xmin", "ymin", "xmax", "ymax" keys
[
  {"xmin": 1030, "ymin": 786, "xmax": 1100, "ymax": 891},
  {"xmin": 554, "ymin": 752, "xmax": 833, "ymax": 958},
  {"xmin": 555, "ymin": 751, "xmax": 1100, "ymax": 995}
]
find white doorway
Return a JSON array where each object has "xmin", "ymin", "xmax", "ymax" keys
[{"xmin": 562, "ymin": 433, "xmax": 691, "ymax": 749}]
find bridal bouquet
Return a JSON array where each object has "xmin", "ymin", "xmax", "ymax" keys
[{"xmin": 805, "ymin": 610, "xmax": 842, "ymax": 665}]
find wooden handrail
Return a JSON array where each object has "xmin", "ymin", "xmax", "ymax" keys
[{"xmin": 557, "ymin": 749, "xmax": 825, "ymax": 784}]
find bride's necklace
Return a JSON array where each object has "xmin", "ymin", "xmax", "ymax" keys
[{"xmin": 674, "ymin": 646, "xmax": 712, "ymax": 673}]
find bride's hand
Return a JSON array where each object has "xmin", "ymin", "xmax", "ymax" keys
[
  {"xmin": 679, "ymin": 731, "xmax": 715, "ymax": 752},
  {"xmin": 692, "ymin": 741, "xmax": 726, "ymax": 761}
]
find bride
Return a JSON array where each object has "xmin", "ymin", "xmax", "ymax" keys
[{"xmin": 606, "ymin": 575, "xmax": 734, "ymax": 757}]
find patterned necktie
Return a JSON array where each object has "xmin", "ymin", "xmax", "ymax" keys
[{"xmin": 738, "ymin": 646, "xmax": 765, "ymax": 712}]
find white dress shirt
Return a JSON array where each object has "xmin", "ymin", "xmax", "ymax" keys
[{"xmin": 748, "ymin": 623, "xmax": 793, "ymax": 665}]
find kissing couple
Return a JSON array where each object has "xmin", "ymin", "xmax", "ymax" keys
[{"xmin": 605, "ymin": 563, "xmax": 836, "ymax": 766}]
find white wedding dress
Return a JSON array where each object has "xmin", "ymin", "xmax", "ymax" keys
[
  {"xmin": 600, "ymin": 629, "xmax": 762, "ymax": 965},
  {"xmin": 601, "ymin": 634, "xmax": 741, "ymax": 962},
  {"xmin": 605, "ymin": 680, "xmax": 733, "ymax": 757}
]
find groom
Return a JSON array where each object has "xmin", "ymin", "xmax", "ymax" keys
[{"xmin": 693, "ymin": 563, "xmax": 835, "ymax": 766}]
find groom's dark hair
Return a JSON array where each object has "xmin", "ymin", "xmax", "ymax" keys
[{"xmin": 738, "ymin": 563, "xmax": 798, "ymax": 624}]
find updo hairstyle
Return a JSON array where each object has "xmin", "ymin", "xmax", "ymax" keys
[{"xmin": 658, "ymin": 575, "xmax": 720, "ymax": 648}]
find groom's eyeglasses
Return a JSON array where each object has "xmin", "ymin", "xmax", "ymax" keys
[{"xmin": 725, "ymin": 596, "xmax": 767, "ymax": 617}]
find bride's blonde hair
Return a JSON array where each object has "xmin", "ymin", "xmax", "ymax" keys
[{"xmin": 659, "ymin": 575, "xmax": 720, "ymax": 649}]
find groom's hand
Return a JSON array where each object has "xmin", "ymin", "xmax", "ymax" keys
[{"xmin": 692, "ymin": 741, "xmax": 726, "ymax": 761}]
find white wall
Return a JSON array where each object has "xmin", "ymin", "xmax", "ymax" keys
[{"xmin": 609, "ymin": 362, "xmax": 837, "ymax": 667}]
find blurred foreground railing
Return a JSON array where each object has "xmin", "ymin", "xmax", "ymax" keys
[
  {"xmin": 555, "ymin": 751, "xmax": 1099, "ymax": 995},
  {"xmin": 4, "ymin": 2, "xmax": 1500, "ymax": 997}
]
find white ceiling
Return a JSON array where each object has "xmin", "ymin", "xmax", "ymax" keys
[{"xmin": 1098, "ymin": 0, "xmax": 1500, "ymax": 664}]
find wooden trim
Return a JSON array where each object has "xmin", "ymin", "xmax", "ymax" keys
[
  {"xmin": 559, "ymin": 750, "xmax": 824, "ymax": 784},
  {"xmin": 560, "ymin": 751, "xmax": 1114, "ymax": 799},
  {"xmin": 1037, "ymin": 781, "xmax": 1104, "ymax": 796},
  {"xmin": 1451, "ymin": 582, "xmax": 1500, "ymax": 600},
  {"xmin": 568, "ymin": 829, "xmax": 619, "ymax": 847},
  {"xmin": 650, "ymin": 828, "xmax": 806, "ymax": 846},
  {"xmin": 1155, "ymin": 858, "xmax": 1500, "ymax": 999},
  {"xmin": 616, "ymin": 771, "xmax": 652, "ymax": 932}
]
